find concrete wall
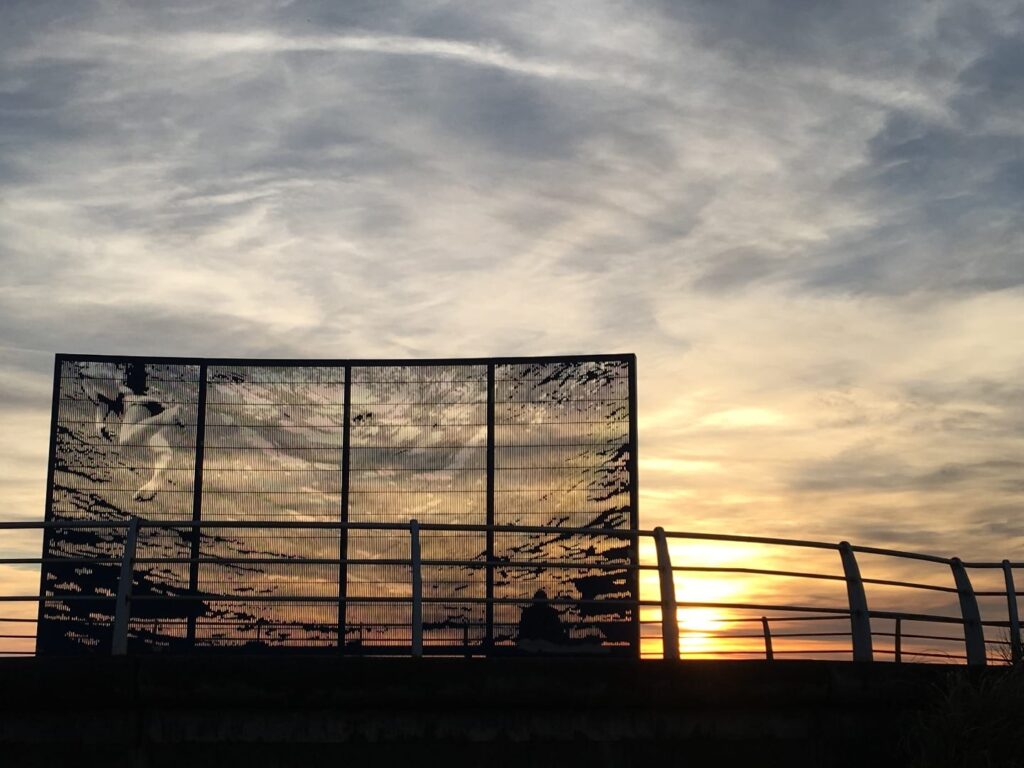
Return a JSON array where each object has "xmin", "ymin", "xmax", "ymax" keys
[{"xmin": 0, "ymin": 657, "xmax": 969, "ymax": 767}]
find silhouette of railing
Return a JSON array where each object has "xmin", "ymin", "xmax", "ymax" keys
[{"xmin": 1, "ymin": 519, "xmax": 1021, "ymax": 664}]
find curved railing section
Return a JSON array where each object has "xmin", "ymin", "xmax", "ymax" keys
[{"xmin": 0, "ymin": 519, "xmax": 1021, "ymax": 664}]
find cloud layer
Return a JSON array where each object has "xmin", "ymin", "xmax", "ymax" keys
[{"xmin": 2, "ymin": 0, "xmax": 1023, "ymax": 568}]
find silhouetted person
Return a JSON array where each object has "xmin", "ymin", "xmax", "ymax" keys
[{"xmin": 517, "ymin": 589, "xmax": 567, "ymax": 651}]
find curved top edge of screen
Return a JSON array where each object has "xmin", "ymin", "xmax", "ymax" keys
[{"xmin": 54, "ymin": 352, "xmax": 637, "ymax": 367}]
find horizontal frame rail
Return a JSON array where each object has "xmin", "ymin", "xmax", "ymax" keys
[{"xmin": 2, "ymin": 518, "xmax": 1018, "ymax": 665}]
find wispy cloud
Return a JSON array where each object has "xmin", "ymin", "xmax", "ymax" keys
[{"xmin": 0, "ymin": 0, "xmax": 1022, "ymax": 566}]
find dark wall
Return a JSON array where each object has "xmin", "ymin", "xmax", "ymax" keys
[{"xmin": 0, "ymin": 658, "xmax": 969, "ymax": 768}]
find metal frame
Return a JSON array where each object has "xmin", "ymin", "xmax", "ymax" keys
[
  {"xmin": 185, "ymin": 363, "xmax": 207, "ymax": 646},
  {"xmin": 653, "ymin": 527, "xmax": 678, "ymax": 660},
  {"xmin": 410, "ymin": 519, "xmax": 423, "ymax": 657},
  {"xmin": 485, "ymin": 364, "xmax": 496, "ymax": 650},
  {"xmin": 1003, "ymin": 560, "xmax": 1022, "ymax": 664},
  {"xmin": 950, "ymin": 557, "xmax": 986, "ymax": 666},
  {"xmin": 8, "ymin": 518, "xmax": 1024, "ymax": 663},
  {"xmin": 627, "ymin": 357, "xmax": 640, "ymax": 651},
  {"xmin": 48, "ymin": 353, "xmax": 637, "ymax": 367},
  {"xmin": 39, "ymin": 352, "xmax": 639, "ymax": 657},
  {"xmin": 761, "ymin": 617, "xmax": 774, "ymax": 661},
  {"xmin": 34, "ymin": 356, "xmax": 63, "ymax": 647},
  {"xmin": 839, "ymin": 541, "xmax": 873, "ymax": 662},
  {"xmin": 338, "ymin": 365, "xmax": 352, "ymax": 650},
  {"xmin": 111, "ymin": 518, "xmax": 139, "ymax": 655}
]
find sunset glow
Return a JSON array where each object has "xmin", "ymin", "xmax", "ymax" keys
[{"xmin": 2, "ymin": 1, "xmax": 1023, "ymax": 662}]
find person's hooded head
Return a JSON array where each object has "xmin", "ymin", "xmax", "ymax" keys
[{"xmin": 532, "ymin": 589, "xmax": 548, "ymax": 603}]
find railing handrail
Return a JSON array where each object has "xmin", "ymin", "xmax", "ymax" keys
[
  {"xmin": 2, "ymin": 517, "xmax": 1020, "ymax": 664},
  {"xmin": 3, "ymin": 517, "xmax": 1019, "ymax": 566},
  {"xmin": 4, "ymin": 517, "xmax": 1022, "ymax": 566}
]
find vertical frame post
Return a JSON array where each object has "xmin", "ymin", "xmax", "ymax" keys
[
  {"xmin": 950, "ymin": 557, "xmax": 987, "ymax": 666},
  {"xmin": 627, "ymin": 355, "xmax": 640, "ymax": 656},
  {"xmin": 894, "ymin": 617, "xmax": 902, "ymax": 664},
  {"xmin": 1002, "ymin": 560, "xmax": 1021, "ymax": 665},
  {"xmin": 112, "ymin": 518, "xmax": 140, "ymax": 655},
  {"xmin": 761, "ymin": 616, "xmax": 774, "ymax": 661},
  {"xmin": 186, "ymin": 363, "xmax": 207, "ymax": 648},
  {"xmin": 338, "ymin": 365, "xmax": 352, "ymax": 651},
  {"xmin": 410, "ymin": 519, "xmax": 423, "ymax": 657},
  {"xmin": 35, "ymin": 355, "xmax": 64, "ymax": 652},
  {"xmin": 839, "ymin": 542, "xmax": 873, "ymax": 662},
  {"xmin": 485, "ymin": 364, "xmax": 495, "ymax": 652},
  {"xmin": 653, "ymin": 527, "xmax": 679, "ymax": 660}
]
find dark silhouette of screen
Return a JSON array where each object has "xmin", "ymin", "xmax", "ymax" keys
[{"xmin": 36, "ymin": 354, "xmax": 637, "ymax": 656}]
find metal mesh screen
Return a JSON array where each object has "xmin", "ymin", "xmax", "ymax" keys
[
  {"xmin": 196, "ymin": 365, "xmax": 345, "ymax": 649},
  {"xmin": 37, "ymin": 354, "xmax": 637, "ymax": 656},
  {"xmin": 346, "ymin": 364, "xmax": 488, "ymax": 652},
  {"xmin": 39, "ymin": 360, "xmax": 200, "ymax": 653},
  {"xmin": 493, "ymin": 360, "xmax": 634, "ymax": 650}
]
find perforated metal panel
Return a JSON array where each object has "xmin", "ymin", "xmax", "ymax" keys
[{"xmin": 37, "ymin": 354, "xmax": 637, "ymax": 656}]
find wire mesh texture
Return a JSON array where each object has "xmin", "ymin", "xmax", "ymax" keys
[{"xmin": 34, "ymin": 354, "xmax": 638, "ymax": 655}]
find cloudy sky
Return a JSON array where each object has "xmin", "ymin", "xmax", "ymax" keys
[{"xmin": 2, "ymin": 0, "xmax": 1023, "ymax": 575}]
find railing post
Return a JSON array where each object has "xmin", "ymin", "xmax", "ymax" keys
[
  {"xmin": 839, "ymin": 542, "xmax": 873, "ymax": 662},
  {"xmin": 894, "ymin": 617, "xmax": 902, "ymax": 664},
  {"xmin": 410, "ymin": 519, "xmax": 423, "ymax": 658},
  {"xmin": 653, "ymin": 527, "xmax": 679, "ymax": 660},
  {"xmin": 1002, "ymin": 560, "xmax": 1021, "ymax": 665},
  {"xmin": 761, "ymin": 616, "xmax": 774, "ymax": 661},
  {"xmin": 951, "ymin": 558, "xmax": 986, "ymax": 666},
  {"xmin": 186, "ymin": 362, "xmax": 207, "ymax": 649},
  {"xmin": 112, "ymin": 518, "xmax": 139, "ymax": 656},
  {"xmin": 338, "ymin": 364, "xmax": 352, "ymax": 652},
  {"xmin": 485, "ymin": 363, "xmax": 495, "ymax": 652}
]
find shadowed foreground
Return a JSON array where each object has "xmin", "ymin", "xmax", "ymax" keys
[{"xmin": 0, "ymin": 657, "xmax": 1013, "ymax": 767}]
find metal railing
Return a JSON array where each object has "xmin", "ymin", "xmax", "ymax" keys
[{"xmin": 1, "ymin": 519, "xmax": 1021, "ymax": 664}]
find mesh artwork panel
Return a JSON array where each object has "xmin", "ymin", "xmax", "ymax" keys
[
  {"xmin": 40, "ymin": 361, "xmax": 200, "ymax": 653},
  {"xmin": 37, "ymin": 355, "xmax": 636, "ymax": 656},
  {"xmin": 492, "ymin": 360, "xmax": 633, "ymax": 650},
  {"xmin": 346, "ymin": 365, "xmax": 488, "ymax": 650}
]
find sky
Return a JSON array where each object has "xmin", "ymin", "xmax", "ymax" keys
[{"xmin": 1, "ymin": 1, "xmax": 1023, "ymax": 656}]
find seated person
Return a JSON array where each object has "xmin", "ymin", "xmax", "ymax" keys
[{"xmin": 517, "ymin": 589, "xmax": 567, "ymax": 651}]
